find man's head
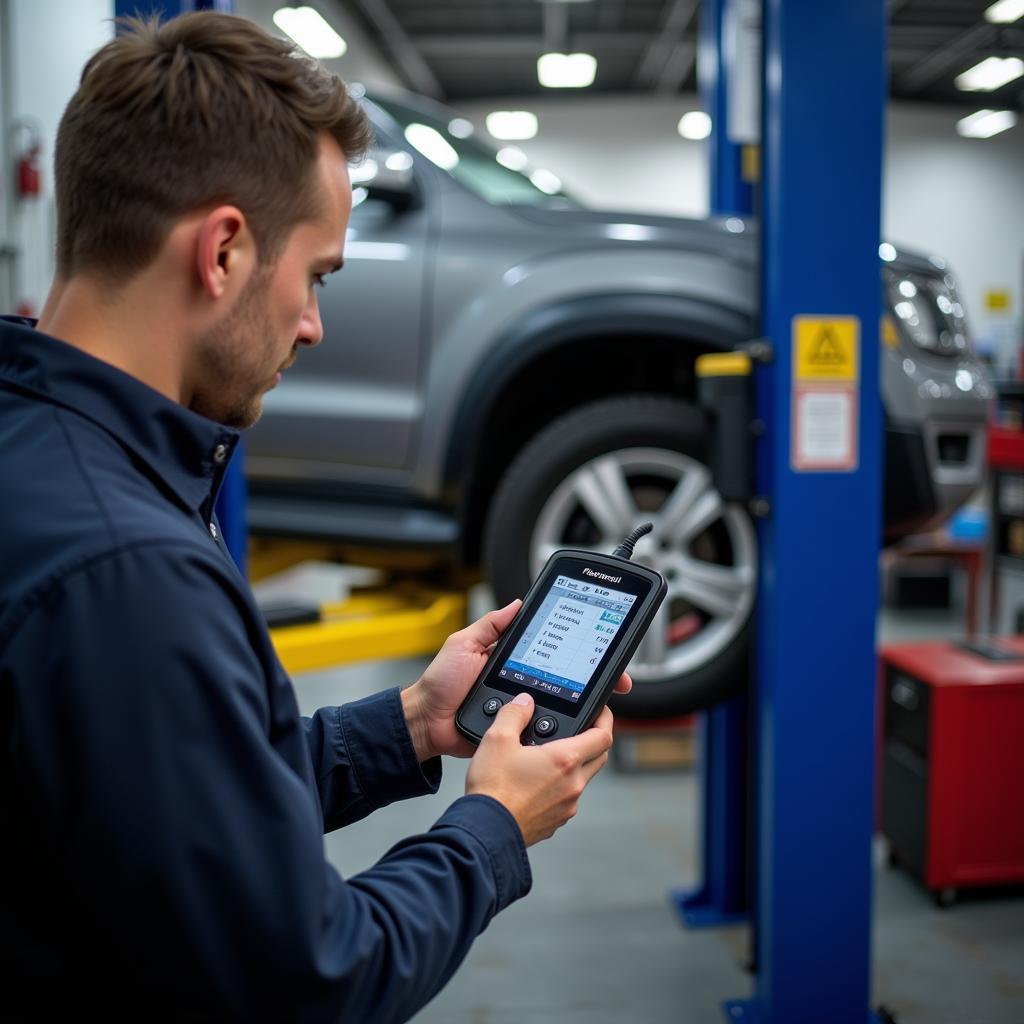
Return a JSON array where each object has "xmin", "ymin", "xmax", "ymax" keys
[{"xmin": 52, "ymin": 12, "xmax": 371, "ymax": 426}]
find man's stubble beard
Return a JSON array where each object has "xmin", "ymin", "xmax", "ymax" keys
[{"xmin": 190, "ymin": 267, "xmax": 275, "ymax": 429}]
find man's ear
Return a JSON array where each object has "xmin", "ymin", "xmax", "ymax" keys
[{"xmin": 195, "ymin": 205, "xmax": 256, "ymax": 300}]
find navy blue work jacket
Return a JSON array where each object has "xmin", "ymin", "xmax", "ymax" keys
[{"xmin": 0, "ymin": 318, "xmax": 531, "ymax": 1021}]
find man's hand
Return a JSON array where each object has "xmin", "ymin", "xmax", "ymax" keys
[
  {"xmin": 401, "ymin": 601, "xmax": 632, "ymax": 761},
  {"xmin": 465, "ymin": 693, "xmax": 614, "ymax": 846}
]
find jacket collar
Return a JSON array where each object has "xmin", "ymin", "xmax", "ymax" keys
[{"xmin": 0, "ymin": 316, "xmax": 240, "ymax": 515}]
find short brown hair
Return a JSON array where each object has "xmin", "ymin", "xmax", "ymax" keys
[{"xmin": 54, "ymin": 11, "xmax": 371, "ymax": 281}]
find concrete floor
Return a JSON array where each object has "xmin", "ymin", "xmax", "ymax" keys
[{"xmin": 287, "ymin": 582, "xmax": 1024, "ymax": 1024}]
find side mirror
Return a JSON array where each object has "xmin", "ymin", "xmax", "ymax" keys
[{"xmin": 349, "ymin": 150, "xmax": 418, "ymax": 209}]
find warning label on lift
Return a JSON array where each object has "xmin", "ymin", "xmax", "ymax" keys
[
  {"xmin": 794, "ymin": 317, "xmax": 859, "ymax": 381},
  {"xmin": 791, "ymin": 315, "xmax": 860, "ymax": 472}
]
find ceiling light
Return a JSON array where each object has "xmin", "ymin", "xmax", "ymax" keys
[
  {"xmin": 537, "ymin": 53, "xmax": 597, "ymax": 88},
  {"xmin": 955, "ymin": 56, "xmax": 1024, "ymax": 91},
  {"xmin": 485, "ymin": 111, "xmax": 538, "ymax": 140},
  {"xmin": 404, "ymin": 123, "xmax": 459, "ymax": 170},
  {"xmin": 496, "ymin": 146, "xmax": 529, "ymax": 171},
  {"xmin": 272, "ymin": 6, "xmax": 347, "ymax": 59},
  {"xmin": 985, "ymin": 0, "xmax": 1024, "ymax": 23},
  {"xmin": 956, "ymin": 108, "xmax": 1018, "ymax": 138},
  {"xmin": 385, "ymin": 151, "xmax": 414, "ymax": 171},
  {"xmin": 879, "ymin": 243, "xmax": 897, "ymax": 262},
  {"xmin": 530, "ymin": 169, "xmax": 562, "ymax": 194},
  {"xmin": 448, "ymin": 117, "xmax": 475, "ymax": 139},
  {"xmin": 605, "ymin": 223, "xmax": 655, "ymax": 241},
  {"xmin": 677, "ymin": 111, "xmax": 712, "ymax": 140}
]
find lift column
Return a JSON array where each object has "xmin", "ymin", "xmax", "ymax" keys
[{"xmin": 729, "ymin": 0, "xmax": 887, "ymax": 1020}]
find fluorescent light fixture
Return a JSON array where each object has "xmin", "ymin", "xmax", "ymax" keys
[
  {"xmin": 955, "ymin": 56, "xmax": 1024, "ymax": 91},
  {"xmin": 985, "ymin": 0, "xmax": 1024, "ymax": 22},
  {"xmin": 343, "ymin": 241, "xmax": 412, "ymax": 261},
  {"xmin": 605, "ymin": 223, "xmax": 655, "ymax": 241},
  {"xmin": 448, "ymin": 117, "xmax": 475, "ymax": 139},
  {"xmin": 956, "ymin": 108, "xmax": 1018, "ymax": 138},
  {"xmin": 879, "ymin": 243, "xmax": 897, "ymax": 262},
  {"xmin": 677, "ymin": 111, "xmax": 712, "ymax": 140},
  {"xmin": 385, "ymin": 151, "xmax": 414, "ymax": 171},
  {"xmin": 537, "ymin": 52, "xmax": 597, "ymax": 88},
  {"xmin": 530, "ymin": 168, "xmax": 562, "ymax": 194},
  {"xmin": 404, "ymin": 123, "xmax": 459, "ymax": 170},
  {"xmin": 485, "ymin": 110, "xmax": 538, "ymax": 140},
  {"xmin": 496, "ymin": 146, "xmax": 529, "ymax": 171},
  {"xmin": 272, "ymin": 6, "xmax": 347, "ymax": 59}
]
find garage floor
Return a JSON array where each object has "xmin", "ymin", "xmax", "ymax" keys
[{"xmin": 290, "ymin": 592, "xmax": 1024, "ymax": 1024}]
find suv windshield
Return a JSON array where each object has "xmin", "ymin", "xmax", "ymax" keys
[{"xmin": 369, "ymin": 95, "xmax": 579, "ymax": 208}]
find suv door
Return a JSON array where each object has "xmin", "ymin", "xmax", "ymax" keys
[{"xmin": 247, "ymin": 123, "xmax": 433, "ymax": 483}]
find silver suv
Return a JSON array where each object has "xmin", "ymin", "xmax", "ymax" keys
[{"xmin": 247, "ymin": 89, "xmax": 991, "ymax": 716}]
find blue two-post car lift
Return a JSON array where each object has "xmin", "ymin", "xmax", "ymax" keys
[{"xmin": 679, "ymin": 1, "xmax": 887, "ymax": 1021}]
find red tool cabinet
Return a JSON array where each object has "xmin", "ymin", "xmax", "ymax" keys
[{"xmin": 879, "ymin": 639, "xmax": 1024, "ymax": 905}]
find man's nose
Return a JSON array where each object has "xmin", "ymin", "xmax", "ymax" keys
[{"xmin": 297, "ymin": 290, "xmax": 324, "ymax": 347}]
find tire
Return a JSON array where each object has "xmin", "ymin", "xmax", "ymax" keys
[{"xmin": 483, "ymin": 395, "xmax": 757, "ymax": 718}]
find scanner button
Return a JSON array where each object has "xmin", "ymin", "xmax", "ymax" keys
[
  {"xmin": 534, "ymin": 716, "xmax": 558, "ymax": 738},
  {"xmin": 483, "ymin": 697, "xmax": 504, "ymax": 716}
]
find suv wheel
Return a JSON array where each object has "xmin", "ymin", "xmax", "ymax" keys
[{"xmin": 483, "ymin": 395, "xmax": 756, "ymax": 718}]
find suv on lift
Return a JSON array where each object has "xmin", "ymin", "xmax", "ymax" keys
[{"xmin": 246, "ymin": 89, "xmax": 992, "ymax": 717}]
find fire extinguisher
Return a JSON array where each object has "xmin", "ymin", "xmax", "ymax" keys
[{"xmin": 13, "ymin": 120, "xmax": 42, "ymax": 199}]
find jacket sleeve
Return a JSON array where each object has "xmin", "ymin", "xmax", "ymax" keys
[
  {"xmin": 302, "ymin": 690, "xmax": 443, "ymax": 833},
  {"xmin": 8, "ymin": 542, "xmax": 531, "ymax": 1023}
]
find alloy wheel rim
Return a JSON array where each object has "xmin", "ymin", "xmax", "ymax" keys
[{"xmin": 529, "ymin": 447, "xmax": 757, "ymax": 682}]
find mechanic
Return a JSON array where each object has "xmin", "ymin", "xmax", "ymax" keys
[{"xmin": 0, "ymin": 12, "xmax": 627, "ymax": 1021}]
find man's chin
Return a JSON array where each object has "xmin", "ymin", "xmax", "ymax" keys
[
  {"xmin": 228, "ymin": 400, "xmax": 263, "ymax": 430},
  {"xmin": 200, "ymin": 398, "xmax": 263, "ymax": 430}
]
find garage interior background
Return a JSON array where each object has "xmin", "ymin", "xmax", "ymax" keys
[
  {"xmin": 3, "ymin": 1, "xmax": 1023, "ymax": 1021},
  {"xmin": 2, "ymin": 0, "xmax": 1023, "ymax": 372}
]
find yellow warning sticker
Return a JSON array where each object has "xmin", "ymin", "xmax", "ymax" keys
[
  {"xmin": 793, "ymin": 316, "xmax": 860, "ymax": 382},
  {"xmin": 985, "ymin": 289, "xmax": 1011, "ymax": 312}
]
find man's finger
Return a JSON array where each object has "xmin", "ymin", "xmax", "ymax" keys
[
  {"xmin": 613, "ymin": 672, "xmax": 632, "ymax": 695},
  {"xmin": 591, "ymin": 705, "xmax": 614, "ymax": 734},
  {"xmin": 552, "ymin": 720, "xmax": 613, "ymax": 765},
  {"xmin": 581, "ymin": 749, "xmax": 610, "ymax": 783},
  {"xmin": 460, "ymin": 600, "xmax": 522, "ymax": 651}
]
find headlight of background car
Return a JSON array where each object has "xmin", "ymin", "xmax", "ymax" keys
[{"xmin": 887, "ymin": 272, "xmax": 970, "ymax": 357}]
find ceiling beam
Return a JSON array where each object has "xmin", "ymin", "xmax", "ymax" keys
[
  {"xmin": 656, "ymin": 40, "xmax": 697, "ymax": 94},
  {"xmin": 411, "ymin": 33, "xmax": 654, "ymax": 58},
  {"xmin": 350, "ymin": 0, "xmax": 445, "ymax": 99},
  {"xmin": 598, "ymin": 0, "xmax": 626, "ymax": 32},
  {"xmin": 542, "ymin": 0, "xmax": 569, "ymax": 54},
  {"xmin": 897, "ymin": 22, "xmax": 997, "ymax": 93},
  {"xmin": 633, "ymin": 0, "xmax": 700, "ymax": 89}
]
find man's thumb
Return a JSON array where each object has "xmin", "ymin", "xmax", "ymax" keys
[{"xmin": 494, "ymin": 692, "xmax": 534, "ymax": 732}]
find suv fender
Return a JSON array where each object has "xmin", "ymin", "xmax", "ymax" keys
[{"xmin": 439, "ymin": 292, "xmax": 754, "ymax": 505}]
